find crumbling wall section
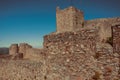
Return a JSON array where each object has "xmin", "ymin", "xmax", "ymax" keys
[
  {"xmin": 43, "ymin": 30, "xmax": 99, "ymax": 80},
  {"xmin": 84, "ymin": 17, "xmax": 120, "ymax": 42},
  {"xmin": 9, "ymin": 43, "xmax": 32, "ymax": 59},
  {"xmin": 95, "ymin": 43, "xmax": 119, "ymax": 79},
  {"xmin": 9, "ymin": 44, "xmax": 18, "ymax": 55},
  {"xmin": 19, "ymin": 43, "xmax": 32, "ymax": 57},
  {"xmin": 112, "ymin": 25, "xmax": 120, "ymax": 53},
  {"xmin": 44, "ymin": 29, "xmax": 97, "ymax": 55}
]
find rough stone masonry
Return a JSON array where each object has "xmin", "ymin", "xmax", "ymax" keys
[
  {"xmin": 0, "ymin": 6, "xmax": 120, "ymax": 80},
  {"xmin": 113, "ymin": 25, "xmax": 120, "ymax": 53}
]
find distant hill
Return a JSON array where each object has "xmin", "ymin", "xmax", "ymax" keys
[{"xmin": 0, "ymin": 48, "xmax": 9, "ymax": 54}]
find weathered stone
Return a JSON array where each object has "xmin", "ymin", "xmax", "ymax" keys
[
  {"xmin": 112, "ymin": 25, "xmax": 120, "ymax": 53},
  {"xmin": 0, "ymin": 60, "xmax": 45, "ymax": 80},
  {"xmin": 56, "ymin": 6, "xmax": 84, "ymax": 33},
  {"xmin": 11, "ymin": 53, "xmax": 23, "ymax": 60},
  {"xmin": 25, "ymin": 48, "xmax": 46, "ymax": 61},
  {"xmin": 84, "ymin": 17, "xmax": 120, "ymax": 42},
  {"xmin": 19, "ymin": 43, "xmax": 32, "ymax": 57},
  {"xmin": 9, "ymin": 44, "xmax": 18, "ymax": 55},
  {"xmin": 43, "ymin": 30, "xmax": 98, "ymax": 79},
  {"xmin": 1, "ymin": 6, "xmax": 120, "ymax": 80}
]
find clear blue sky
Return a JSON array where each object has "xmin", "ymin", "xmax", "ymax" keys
[{"xmin": 0, "ymin": 0, "xmax": 120, "ymax": 48}]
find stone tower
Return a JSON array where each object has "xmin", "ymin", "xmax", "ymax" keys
[{"xmin": 56, "ymin": 6, "xmax": 84, "ymax": 33}]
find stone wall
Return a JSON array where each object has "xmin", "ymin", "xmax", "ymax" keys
[
  {"xmin": 43, "ymin": 29, "xmax": 99, "ymax": 80},
  {"xmin": 43, "ymin": 29, "xmax": 119, "ymax": 79},
  {"xmin": 112, "ymin": 25, "xmax": 120, "ymax": 53},
  {"xmin": 56, "ymin": 6, "xmax": 84, "ymax": 33},
  {"xmin": 3, "ymin": 6, "xmax": 120, "ymax": 80},
  {"xmin": 44, "ymin": 29, "xmax": 98, "ymax": 55},
  {"xmin": 25, "ymin": 48, "xmax": 46, "ymax": 61},
  {"xmin": 9, "ymin": 44, "xmax": 18, "ymax": 55},
  {"xmin": 9, "ymin": 43, "xmax": 46, "ymax": 60},
  {"xmin": 84, "ymin": 17, "xmax": 120, "ymax": 42},
  {"xmin": 95, "ymin": 43, "xmax": 119, "ymax": 80},
  {"xmin": 2, "ymin": 29, "xmax": 119, "ymax": 80},
  {"xmin": 19, "ymin": 43, "xmax": 32, "ymax": 57},
  {"xmin": 9, "ymin": 43, "xmax": 32, "ymax": 58}
]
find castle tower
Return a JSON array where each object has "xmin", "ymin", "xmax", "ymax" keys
[{"xmin": 56, "ymin": 6, "xmax": 84, "ymax": 33}]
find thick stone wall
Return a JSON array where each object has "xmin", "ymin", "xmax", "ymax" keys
[
  {"xmin": 95, "ymin": 43, "xmax": 119, "ymax": 79},
  {"xmin": 56, "ymin": 6, "xmax": 84, "ymax": 33},
  {"xmin": 43, "ymin": 29, "xmax": 119, "ymax": 80},
  {"xmin": 43, "ymin": 30, "xmax": 99, "ymax": 80},
  {"xmin": 9, "ymin": 44, "xmax": 18, "ymax": 55},
  {"xmin": 2, "ymin": 6, "xmax": 120, "ymax": 80},
  {"xmin": 44, "ymin": 29, "xmax": 97, "ymax": 55},
  {"xmin": 112, "ymin": 25, "xmax": 120, "ymax": 53},
  {"xmin": 84, "ymin": 17, "xmax": 120, "ymax": 42}
]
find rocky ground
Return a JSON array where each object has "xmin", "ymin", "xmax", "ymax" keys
[
  {"xmin": 0, "ymin": 59, "xmax": 46, "ymax": 80},
  {"xmin": 0, "ymin": 51, "xmax": 119, "ymax": 80}
]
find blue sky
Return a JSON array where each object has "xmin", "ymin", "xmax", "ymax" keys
[{"xmin": 0, "ymin": 0, "xmax": 120, "ymax": 48}]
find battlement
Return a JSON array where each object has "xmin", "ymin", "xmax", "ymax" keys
[{"xmin": 56, "ymin": 6, "xmax": 84, "ymax": 33}]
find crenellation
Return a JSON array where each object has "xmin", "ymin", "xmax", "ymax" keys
[{"xmin": 56, "ymin": 6, "xmax": 84, "ymax": 33}]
